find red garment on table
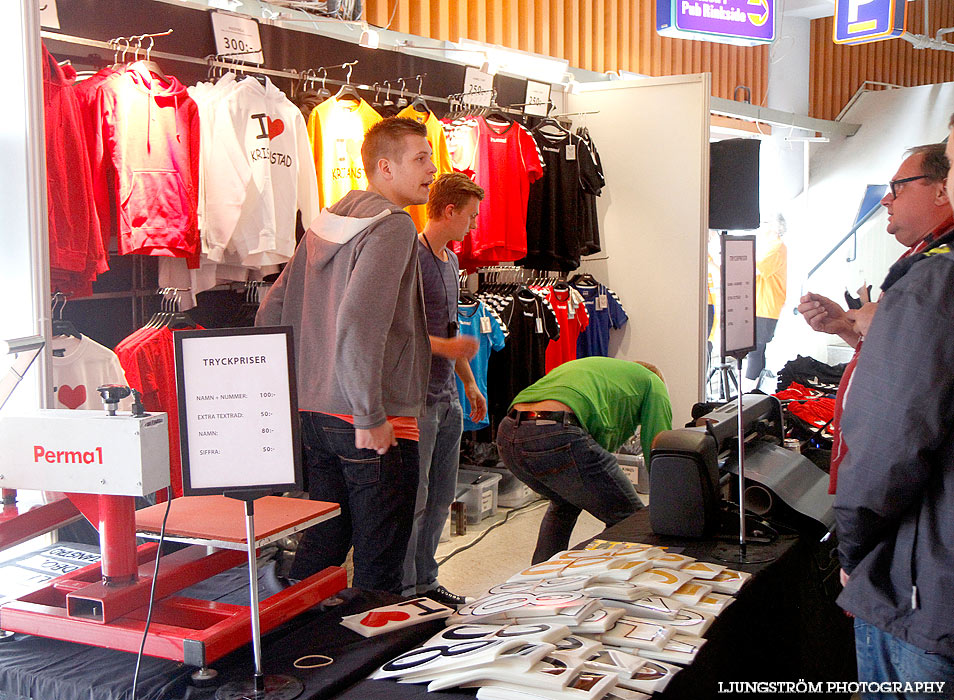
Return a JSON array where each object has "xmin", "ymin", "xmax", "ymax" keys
[{"xmin": 775, "ymin": 381, "xmax": 836, "ymax": 428}]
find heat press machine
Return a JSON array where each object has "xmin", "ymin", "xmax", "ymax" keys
[
  {"xmin": 649, "ymin": 393, "xmax": 835, "ymax": 539},
  {"xmin": 0, "ymin": 385, "xmax": 345, "ymax": 672}
]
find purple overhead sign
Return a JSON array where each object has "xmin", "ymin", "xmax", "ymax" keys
[{"xmin": 657, "ymin": 0, "xmax": 776, "ymax": 46}]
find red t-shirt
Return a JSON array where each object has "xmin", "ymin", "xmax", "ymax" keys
[
  {"xmin": 542, "ymin": 287, "xmax": 589, "ymax": 373},
  {"xmin": 448, "ymin": 117, "xmax": 544, "ymax": 266},
  {"xmin": 116, "ymin": 326, "xmax": 202, "ymax": 498},
  {"xmin": 322, "ymin": 413, "xmax": 419, "ymax": 442}
]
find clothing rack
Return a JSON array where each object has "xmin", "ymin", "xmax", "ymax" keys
[
  {"xmin": 39, "ymin": 29, "xmax": 453, "ymax": 105},
  {"xmin": 551, "ymin": 111, "xmax": 601, "ymax": 118}
]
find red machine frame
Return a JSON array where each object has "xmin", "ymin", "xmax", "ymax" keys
[{"xmin": 0, "ymin": 492, "xmax": 346, "ymax": 667}]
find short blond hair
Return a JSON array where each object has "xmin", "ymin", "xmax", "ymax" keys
[
  {"xmin": 426, "ymin": 172, "xmax": 485, "ymax": 220},
  {"xmin": 635, "ymin": 361, "xmax": 665, "ymax": 384},
  {"xmin": 361, "ymin": 117, "xmax": 427, "ymax": 174}
]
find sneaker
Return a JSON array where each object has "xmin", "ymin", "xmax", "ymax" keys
[{"xmin": 423, "ymin": 585, "xmax": 472, "ymax": 608}]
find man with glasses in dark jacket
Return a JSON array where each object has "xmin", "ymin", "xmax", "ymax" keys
[{"xmin": 833, "ymin": 135, "xmax": 954, "ymax": 695}]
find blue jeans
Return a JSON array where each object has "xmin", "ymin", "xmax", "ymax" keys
[
  {"xmin": 402, "ymin": 398, "xmax": 463, "ymax": 594},
  {"xmin": 855, "ymin": 618, "xmax": 954, "ymax": 699},
  {"xmin": 496, "ymin": 415, "xmax": 642, "ymax": 564},
  {"xmin": 289, "ymin": 412, "xmax": 418, "ymax": 593}
]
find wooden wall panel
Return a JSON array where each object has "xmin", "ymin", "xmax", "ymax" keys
[
  {"xmin": 364, "ymin": 0, "xmax": 768, "ymax": 104},
  {"xmin": 809, "ymin": 0, "xmax": 954, "ymax": 121}
]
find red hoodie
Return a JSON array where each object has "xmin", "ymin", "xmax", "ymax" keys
[
  {"xmin": 42, "ymin": 45, "xmax": 108, "ymax": 296},
  {"xmin": 87, "ymin": 62, "xmax": 200, "ymax": 266}
]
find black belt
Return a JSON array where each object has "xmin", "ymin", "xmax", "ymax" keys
[{"xmin": 508, "ymin": 409, "xmax": 580, "ymax": 427}]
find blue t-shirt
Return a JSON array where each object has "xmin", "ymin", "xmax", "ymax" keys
[
  {"xmin": 456, "ymin": 300, "xmax": 507, "ymax": 430},
  {"xmin": 418, "ymin": 241, "xmax": 460, "ymax": 404},
  {"xmin": 574, "ymin": 282, "xmax": 628, "ymax": 358}
]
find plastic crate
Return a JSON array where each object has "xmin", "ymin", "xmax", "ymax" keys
[
  {"xmin": 455, "ymin": 469, "xmax": 501, "ymax": 525},
  {"xmin": 468, "ymin": 464, "xmax": 536, "ymax": 508},
  {"xmin": 616, "ymin": 453, "xmax": 648, "ymax": 494}
]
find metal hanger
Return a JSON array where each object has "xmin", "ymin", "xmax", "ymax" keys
[
  {"xmin": 51, "ymin": 292, "xmax": 81, "ymax": 339},
  {"xmin": 335, "ymin": 61, "xmax": 361, "ymax": 102},
  {"xmin": 395, "ymin": 77, "xmax": 408, "ymax": 108},
  {"xmin": 409, "ymin": 74, "xmax": 430, "ymax": 114},
  {"xmin": 135, "ymin": 34, "xmax": 169, "ymax": 83}
]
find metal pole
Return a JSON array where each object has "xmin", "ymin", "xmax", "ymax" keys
[
  {"xmin": 244, "ymin": 500, "xmax": 265, "ymax": 695},
  {"xmin": 736, "ymin": 357, "xmax": 747, "ymax": 558}
]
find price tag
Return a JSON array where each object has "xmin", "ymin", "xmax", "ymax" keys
[
  {"xmin": 462, "ymin": 66, "xmax": 494, "ymax": 107},
  {"xmin": 565, "ymin": 143, "xmax": 576, "ymax": 161},
  {"xmin": 39, "ymin": 0, "xmax": 60, "ymax": 29},
  {"xmin": 535, "ymin": 317, "xmax": 544, "ymax": 334},
  {"xmin": 480, "ymin": 316, "xmax": 492, "ymax": 334},
  {"xmin": 598, "ymin": 294, "xmax": 608, "ymax": 310},
  {"xmin": 524, "ymin": 80, "xmax": 551, "ymax": 117},
  {"xmin": 210, "ymin": 10, "xmax": 264, "ymax": 65}
]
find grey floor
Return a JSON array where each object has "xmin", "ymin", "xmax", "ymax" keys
[
  {"xmin": 433, "ymin": 500, "xmax": 605, "ymax": 598},
  {"xmin": 336, "ymin": 485, "xmax": 649, "ymax": 597}
]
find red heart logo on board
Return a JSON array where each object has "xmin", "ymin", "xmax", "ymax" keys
[
  {"xmin": 58, "ymin": 384, "xmax": 86, "ymax": 410},
  {"xmin": 360, "ymin": 610, "xmax": 410, "ymax": 627},
  {"xmin": 267, "ymin": 117, "xmax": 284, "ymax": 140}
]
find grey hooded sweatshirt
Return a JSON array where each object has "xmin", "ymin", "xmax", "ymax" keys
[{"xmin": 255, "ymin": 190, "xmax": 430, "ymax": 430}]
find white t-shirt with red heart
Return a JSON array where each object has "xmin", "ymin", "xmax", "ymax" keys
[{"xmin": 52, "ymin": 335, "xmax": 131, "ymax": 411}]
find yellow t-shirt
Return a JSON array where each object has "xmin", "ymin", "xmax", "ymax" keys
[
  {"xmin": 397, "ymin": 105, "xmax": 455, "ymax": 232},
  {"xmin": 755, "ymin": 240, "xmax": 787, "ymax": 319},
  {"xmin": 307, "ymin": 97, "xmax": 382, "ymax": 210}
]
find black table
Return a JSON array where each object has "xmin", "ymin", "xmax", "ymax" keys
[
  {"xmin": 0, "ymin": 579, "xmax": 443, "ymax": 700},
  {"xmin": 339, "ymin": 508, "xmax": 856, "ymax": 699},
  {"xmin": 0, "ymin": 509, "xmax": 854, "ymax": 699}
]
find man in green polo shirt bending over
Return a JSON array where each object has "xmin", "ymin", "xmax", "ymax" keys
[{"xmin": 496, "ymin": 357, "xmax": 672, "ymax": 563}]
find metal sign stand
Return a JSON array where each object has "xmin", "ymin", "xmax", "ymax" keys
[
  {"xmin": 215, "ymin": 494, "xmax": 304, "ymax": 700},
  {"xmin": 714, "ymin": 233, "xmax": 775, "ymax": 566}
]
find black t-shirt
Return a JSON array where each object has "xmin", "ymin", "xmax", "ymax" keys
[
  {"xmin": 486, "ymin": 290, "xmax": 561, "ymax": 426},
  {"xmin": 518, "ymin": 129, "xmax": 601, "ymax": 272},
  {"xmin": 576, "ymin": 126, "xmax": 605, "ymax": 256}
]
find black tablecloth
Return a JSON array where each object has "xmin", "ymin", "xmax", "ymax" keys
[
  {"xmin": 338, "ymin": 508, "xmax": 855, "ymax": 700},
  {"xmin": 0, "ymin": 586, "xmax": 444, "ymax": 700},
  {"xmin": 0, "ymin": 509, "xmax": 855, "ymax": 699}
]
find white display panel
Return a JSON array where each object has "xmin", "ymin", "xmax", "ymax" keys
[
  {"xmin": 566, "ymin": 74, "xmax": 710, "ymax": 419},
  {"xmin": 175, "ymin": 327, "xmax": 301, "ymax": 495},
  {"xmin": 720, "ymin": 235, "xmax": 756, "ymax": 357}
]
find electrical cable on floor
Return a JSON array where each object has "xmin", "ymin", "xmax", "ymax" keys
[
  {"xmin": 437, "ymin": 498, "xmax": 547, "ymax": 566},
  {"xmin": 131, "ymin": 487, "xmax": 172, "ymax": 700}
]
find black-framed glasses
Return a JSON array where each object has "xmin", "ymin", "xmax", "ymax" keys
[{"xmin": 889, "ymin": 175, "xmax": 929, "ymax": 199}]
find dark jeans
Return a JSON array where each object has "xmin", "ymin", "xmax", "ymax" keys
[
  {"xmin": 496, "ymin": 415, "xmax": 642, "ymax": 564},
  {"xmin": 289, "ymin": 412, "xmax": 418, "ymax": 593},
  {"xmin": 745, "ymin": 316, "xmax": 779, "ymax": 380}
]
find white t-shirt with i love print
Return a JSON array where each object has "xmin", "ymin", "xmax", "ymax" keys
[{"xmin": 52, "ymin": 335, "xmax": 131, "ymax": 411}]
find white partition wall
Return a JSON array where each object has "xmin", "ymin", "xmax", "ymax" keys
[
  {"xmin": 1, "ymin": 0, "xmax": 50, "ymax": 411},
  {"xmin": 568, "ymin": 74, "xmax": 710, "ymax": 421}
]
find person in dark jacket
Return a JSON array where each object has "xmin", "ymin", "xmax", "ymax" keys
[{"xmin": 833, "ymin": 126, "xmax": 954, "ymax": 696}]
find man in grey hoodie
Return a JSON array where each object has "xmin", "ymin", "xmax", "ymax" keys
[{"xmin": 256, "ymin": 118, "xmax": 436, "ymax": 593}]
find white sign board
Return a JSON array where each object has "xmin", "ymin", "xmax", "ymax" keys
[
  {"xmin": 524, "ymin": 80, "xmax": 551, "ymax": 117},
  {"xmin": 720, "ymin": 235, "xmax": 756, "ymax": 358},
  {"xmin": 39, "ymin": 0, "xmax": 60, "ymax": 29},
  {"xmin": 175, "ymin": 327, "xmax": 301, "ymax": 495},
  {"xmin": 210, "ymin": 10, "xmax": 264, "ymax": 65},
  {"xmin": 462, "ymin": 66, "xmax": 495, "ymax": 106}
]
